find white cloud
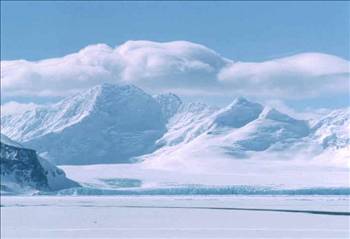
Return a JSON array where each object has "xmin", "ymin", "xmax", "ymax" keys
[
  {"xmin": 1, "ymin": 40, "xmax": 349, "ymax": 100},
  {"xmin": 218, "ymin": 53, "xmax": 350, "ymax": 98},
  {"xmin": 1, "ymin": 101, "xmax": 39, "ymax": 116}
]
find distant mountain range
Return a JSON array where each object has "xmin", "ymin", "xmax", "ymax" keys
[{"xmin": 1, "ymin": 83, "xmax": 349, "ymax": 167}]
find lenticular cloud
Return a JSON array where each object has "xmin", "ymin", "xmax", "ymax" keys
[
  {"xmin": 1, "ymin": 40, "xmax": 349, "ymax": 99},
  {"xmin": 218, "ymin": 53, "xmax": 350, "ymax": 98}
]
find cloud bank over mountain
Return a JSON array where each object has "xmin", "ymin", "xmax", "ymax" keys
[{"xmin": 1, "ymin": 40, "xmax": 349, "ymax": 100}]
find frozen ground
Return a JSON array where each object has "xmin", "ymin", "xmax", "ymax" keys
[
  {"xmin": 57, "ymin": 162, "xmax": 350, "ymax": 195},
  {"xmin": 1, "ymin": 196, "xmax": 349, "ymax": 238}
]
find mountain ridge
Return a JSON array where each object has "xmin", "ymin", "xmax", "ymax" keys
[
  {"xmin": 2, "ymin": 83, "xmax": 166, "ymax": 164},
  {"xmin": 1, "ymin": 83, "xmax": 349, "ymax": 167}
]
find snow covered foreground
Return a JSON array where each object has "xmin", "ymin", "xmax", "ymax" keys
[
  {"xmin": 55, "ymin": 160, "xmax": 350, "ymax": 196},
  {"xmin": 1, "ymin": 196, "xmax": 349, "ymax": 238}
]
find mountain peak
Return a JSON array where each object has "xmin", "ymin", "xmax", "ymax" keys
[
  {"xmin": 154, "ymin": 93, "xmax": 182, "ymax": 120},
  {"xmin": 155, "ymin": 92, "xmax": 182, "ymax": 101},
  {"xmin": 260, "ymin": 107, "xmax": 308, "ymax": 125},
  {"xmin": 214, "ymin": 97, "xmax": 263, "ymax": 128},
  {"xmin": 1, "ymin": 83, "xmax": 165, "ymax": 153},
  {"xmin": 95, "ymin": 83, "xmax": 145, "ymax": 97},
  {"xmin": 98, "ymin": 82, "xmax": 138, "ymax": 89},
  {"xmin": 3, "ymin": 83, "xmax": 167, "ymax": 165},
  {"xmin": 232, "ymin": 96, "xmax": 250, "ymax": 104}
]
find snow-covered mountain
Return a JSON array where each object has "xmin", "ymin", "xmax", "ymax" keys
[
  {"xmin": 306, "ymin": 109, "xmax": 350, "ymax": 167},
  {"xmin": 156, "ymin": 101, "xmax": 219, "ymax": 147},
  {"xmin": 141, "ymin": 97, "xmax": 317, "ymax": 170},
  {"xmin": 311, "ymin": 108, "xmax": 350, "ymax": 149},
  {"xmin": 1, "ymin": 84, "xmax": 166, "ymax": 165},
  {"xmin": 0, "ymin": 134, "xmax": 79, "ymax": 194},
  {"xmin": 1, "ymin": 83, "xmax": 349, "ymax": 168}
]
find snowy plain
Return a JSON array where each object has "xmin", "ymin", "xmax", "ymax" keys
[
  {"xmin": 1, "ymin": 195, "xmax": 349, "ymax": 238},
  {"xmin": 59, "ymin": 160, "xmax": 350, "ymax": 192}
]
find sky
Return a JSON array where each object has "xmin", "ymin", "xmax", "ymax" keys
[{"xmin": 1, "ymin": 1, "xmax": 349, "ymax": 111}]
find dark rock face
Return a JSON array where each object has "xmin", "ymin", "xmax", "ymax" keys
[{"xmin": 1, "ymin": 142, "xmax": 49, "ymax": 190}]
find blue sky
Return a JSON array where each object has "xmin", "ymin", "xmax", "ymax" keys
[
  {"xmin": 1, "ymin": 1, "xmax": 349, "ymax": 110},
  {"xmin": 1, "ymin": 1, "xmax": 349, "ymax": 61}
]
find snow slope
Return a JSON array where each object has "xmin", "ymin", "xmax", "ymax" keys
[
  {"xmin": 308, "ymin": 108, "xmax": 350, "ymax": 167},
  {"xmin": 1, "ymin": 87, "xmax": 99, "ymax": 142},
  {"xmin": 0, "ymin": 134, "xmax": 22, "ymax": 148},
  {"xmin": 311, "ymin": 108, "xmax": 350, "ymax": 149},
  {"xmin": 142, "ymin": 97, "xmax": 316, "ymax": 170}
]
